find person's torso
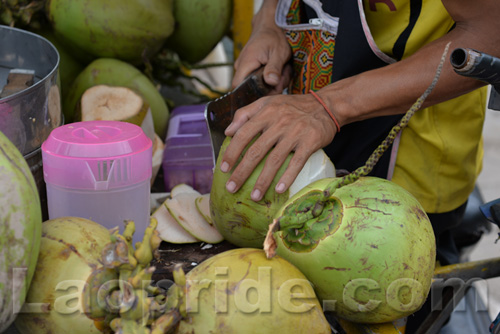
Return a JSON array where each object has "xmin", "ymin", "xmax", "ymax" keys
[{"xmin": 276, "ymin": 0, "xmax": 487, "ymax": 213}]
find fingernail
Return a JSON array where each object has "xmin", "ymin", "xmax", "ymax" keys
[
  {"xmin": 268, "ymin": 73, "xmax": 279, "ymax": 85},
  {"xmin": 226, "ymin": 181, "xmax": 236, "ymax": 193},
  {"xmin": 225, "ymin": 122, "xmax": 234, "ymax": 134},
  {"xmin": 221, "ymin": 161, "xmax": 230, "ymax": 172},
  {"xmin": 275, "ymin": 182, "xmax": 286, "ymax": 193},
  {"xmin": 251, "ymin": 189, "xmax": 262, "ymax": 201}
]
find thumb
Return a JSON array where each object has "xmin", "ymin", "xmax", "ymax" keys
[{"xmin": 263, "ymin": 63, "xmax": 282, "ymax": 86}]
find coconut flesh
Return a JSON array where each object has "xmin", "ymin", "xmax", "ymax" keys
[
  {"xmin": 64, "ymin": 58, "xmax": 170, "ymax": 137},
  {"xmin": 153, "ymin": 183, "xmax": 224, "ymax": 244},
  {"xmin": 210, "ymin": 136, "xmax": 336, "ymax": 248},
  {"xmin": 80, "ymin": 85, "xmax": 156, "ymax": 141},
  {"xmin": 79, "ymin": 84, "xmax": 163, "ymax": 183}
]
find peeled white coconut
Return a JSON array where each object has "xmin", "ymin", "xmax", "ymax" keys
[
  {"xmin": 170, "ymin": 183, "xmax": 201, "ymax": 198},
  {"xmin": 151, "ymin": 201, "xmax": 199, "ymax": 244},
  {"xmin": 80, "ymin": 84, "xmax": 161, "ymax": 184},
  {"xmin": 80, "ymin": 85, "xmax": 156, "ymax": 141},
  {"xmin": 165, "ymin": 192, "xmax": 224, "ymax": 244},
  {"xmin": 195, "ymin": 193, "xmax": 212, "ymax": 225},
  {"xmin": 289, "ymin": 148, "xmax": 336, "ymax": 196}
]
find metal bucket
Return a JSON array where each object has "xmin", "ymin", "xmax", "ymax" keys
[{"xmin": 0, "ymin": 26, "xmax": 62, "ymax": 220}]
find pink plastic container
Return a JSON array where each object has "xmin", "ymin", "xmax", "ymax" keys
[{"xmin": 42, "ymin": 121, "xmax": 152, "ymax": 244}]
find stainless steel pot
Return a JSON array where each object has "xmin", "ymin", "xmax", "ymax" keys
[{"xmin": 0, "ymin": 25, "xmax": 63, "ymax": 219}]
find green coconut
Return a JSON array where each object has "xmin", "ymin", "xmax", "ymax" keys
[
  {"xmin": 14, "ymin": 217, "xmax": 113, "ymax": 334},
  {"xmin": 172, "ymin": 248, "xmax": 332, "ymax": 333},
  {"xmin": 34, "ymin": 28, "xmax": 87, "ymax": 96},
  {"xmin": 64, "ymin": 58, "xmax": 169, "ymax": 137},
  {"xmin": 0, "ymin": 131, "xmax": 42, "ymax": 332},
  {"xmin": 262, "ymin": 43, "xmax": 447, "ymax": 325},
  {"xmin": 45, "ymin": 0, "xmax": 174, "ymax": 64},
  {"xmin": 210, "ymin": 136, "xmax": 336, "ymax": 248},
  {"xmin": 165, "ymin": 0, "xmax": 232, "ymax": 64},
  {"xmin": 266, "ymin": 177, "xmax": 436, "ymax": 324}
]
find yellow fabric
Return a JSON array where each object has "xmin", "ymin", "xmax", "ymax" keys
[
  {"xmin": 363, "ymin": 0, "xmax": 454, "ymax": 59},
  {"xmin": 232, "ymin": 0, "xmax": 254, "ymax": 60},
  {"xmin": 363, "ymin": 0, "xmax": 487, "ymax": 213},
  {"xmin": 391, "ymin": 91, "xmax": 486, "ymax": 213}
]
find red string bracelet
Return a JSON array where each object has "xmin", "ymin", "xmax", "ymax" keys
[{"xmin": 310, "ymin": 90, "xmax": 341, "ymax": 133}]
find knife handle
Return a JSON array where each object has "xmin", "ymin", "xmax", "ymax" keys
[{"xmin": 246, "ymin": 66, "xmax": 273, "ymax": 97}]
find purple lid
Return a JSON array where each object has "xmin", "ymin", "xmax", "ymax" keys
[
  {"xmin": 42, "ymin": 121, "xmax": 152, "ymax": 190},
  {"xmin": 163, "ymin": 105, "xmax": 213, "ymax": 167}
]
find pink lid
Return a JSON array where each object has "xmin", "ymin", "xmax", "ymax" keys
[{"xmin": 42, "ymin": 121, "xmax": 152, "ymax": 190}]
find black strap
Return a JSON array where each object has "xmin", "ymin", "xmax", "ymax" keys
[
  {"xmin": 393, "ymin": 0, "xmax": 422, "ymax": 60},
  {"xmin": 305, "ymin": 0, "xmax": 402, "ymax": 178}
]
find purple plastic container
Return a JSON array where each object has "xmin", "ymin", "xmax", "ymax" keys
[
  {"xmin": 162, "ymin": 104, "xmax": 214, "ymax": 194},
  {"xmin": 42, "ymin": 120, "xmax": 152, "ymax": 244}
]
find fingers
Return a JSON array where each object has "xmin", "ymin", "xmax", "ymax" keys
[
  {"xmin": 274, "ymin": 146, "xmax": 311, "ymax": 194},
  {"xmin": 251, "ymin": 141, "xmax": 315, "ymax": 201},
  {"xmin": 273, "ymin": 63, "xmax": 293, "ymax": 94},
  {"xmin": 225, "ymin": 133, "xmax": 319, "ymax": 202},
  {"xmin": 262, "ymin": 62, "xmax": 281, "ymax": 86},
  {"xmin": 220, "ymin": 94, "xmax": 337, "ymax": 202},
  {"xmin": 232, "ymin": 58, "xmax": 285, "ymax": 91},
  {"xmin": 232, "ymin": 30, "xmax": 292, "ymax": 90},
  {"xmin": 224, "ymin": 99, "xmax": 263, "ymax": 137},
  {"xmin": 226, "ymin": 135, "xmax": 280, "ymax": 201},
  {"xmin": 232, "ymin": 59, "xmax": 262, "ymax": 89},
  {"xmin": 225, "ymin": 126, "xmax": 296, "ymax": 201},
  {"xmin": 263, "ymin": 50, "xmax": 293, "ymax": 87},
  {"xmin": 221, "ymin": 99, "xmax": 268, "ymax": 175}
]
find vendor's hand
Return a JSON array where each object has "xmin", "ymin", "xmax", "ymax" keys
[
  {"xmin": 221, "ymin": 93, "xmax": 338, "ymax": 201},
  {"xmin": 232, "ymin": 2, "xmax": 292, "ymax": 95}
]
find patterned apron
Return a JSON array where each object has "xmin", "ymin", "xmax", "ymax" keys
[{"xmin": 276, "ymin": 0, "xmax": 402, "ymax": 179}]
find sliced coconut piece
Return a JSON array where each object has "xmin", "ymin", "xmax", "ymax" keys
[
  {"xmin": 195, "ymin": 193, "xmax": 213, "ymax": 225},
  {"xmin": 80, "ymin": 85, "xmax": 156, "ymax": 141},
  {"xmin": 150, "ymin": 192, "xmax": 169, "ymax": 213},
  {"xmin": 165, "ymin": 192, "xmax": 224, "ymax": 244},
  {"xmin": 151, "ymin": 133, "xmax": 165, "ymax": 186},
  {"xmin": 152, "ymin": 202, "xmax": 199, "ymax": 244},
  {"xmin": 170, "ymin": 183, "xmax": 201, "ymax": 198}
]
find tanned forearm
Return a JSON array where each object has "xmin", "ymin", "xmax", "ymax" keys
[
  {"xmin": 319, "ymin": 1, "xmax": 500, "ymax": 127},
  {"xmin": 253, "ymin": 0, "xmax": 279, "ymax": 28}
]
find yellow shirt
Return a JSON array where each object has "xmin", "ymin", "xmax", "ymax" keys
[{"xmin": 364, "ymin": 0, "xmax": 487, "ymax": 213}]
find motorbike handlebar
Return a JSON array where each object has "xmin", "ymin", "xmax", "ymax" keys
[{"xmin": 450, "ymin": 48, "xmax": 500, "ymax": 110}]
